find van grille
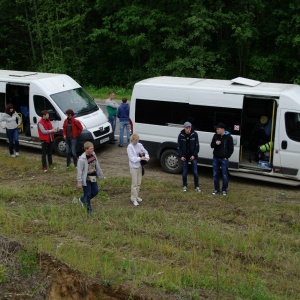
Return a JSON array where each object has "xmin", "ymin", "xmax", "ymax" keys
[{"xmin": 93, "ymin": 126, "xmax": 110, "ymax": 137}]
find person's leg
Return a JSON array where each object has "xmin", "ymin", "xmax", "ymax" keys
[
  {"xmin": 111, "ymin": 116, "xmax": 116, "ymax": 140},
  {"xmin": 83, "ymin": 182, "xmax": 92, "ymax": 212},
  {"xmin": 182, "ymin": 160, "xmax": 188, "ymax": 187},
  {"xmin": 212, "ymin": 157, "xmax": 221, "ymax": 192},
  {"xmin": 119, "ymin": 121, "xmax": 124, "ymax": 146},
  {"xmin": 221, "ymin": 159, "xmax": 229, "ymax": 192},
  {"xmin": 191, "ymin": 159, "xmax": 199, "ymax": 188},
  {"xmin": 41, "ymin": 142, "xmax": 47, "ymax": 169},
  {"xmin": 47, "ymin": 142, "xmax": 53, "ymax": 166},
  {"xmin": 71, "ymin": 138, "xmax": 78, "ymax": 166},
  {"xmin": 108, "ymin": 115, "xmax": 116, "ymax": 142},
  {"xmin": 6, "ymin": 129, "xmax": 14, "ymax": 155},
  {"xmin": 125, "ymin": 122, "xmax": 130, "ymax": 144},
  {"xmin": 65, "ymin": 138, "xmax": 71, "ymax": 166},
  {"xmin": 136, "ymin": 166, "xmax": 143, "ymax": 198},
  {"xmin": 130, "ymin": 168, "xmax": 139, "ymax": 201},
  {"xmin": 12, "ymin": 128, "xmax": 20, "ymax": 153}
]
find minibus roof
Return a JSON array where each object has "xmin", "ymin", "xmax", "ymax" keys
[{"xmin": 136, "ymin": 76, "xmax": 299, "ymax": 96}]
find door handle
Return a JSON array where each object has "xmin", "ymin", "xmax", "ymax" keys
[
  {"xmin": 33, "ymin": 117, "xmax": 37, "ymax": 124},
  {"xmin": 281, "ymin": 140, "xmax": 287, "ymax": 149}
]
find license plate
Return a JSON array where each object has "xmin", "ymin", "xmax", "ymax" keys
[{"xmin": 100, "ymin": 136, "xmax": 109, "ymax": 144}]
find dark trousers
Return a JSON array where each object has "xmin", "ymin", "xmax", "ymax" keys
[
  {"xmin": 6, "ymin": 128, "xmax": 19, "ymax": 155},
  {"xmin": 41, "ymin": 141, "xmax": 53, "ymax": 168},
  {"xmin": 81, "ymin": 181, "xmax": 99, "ymax": 212}
]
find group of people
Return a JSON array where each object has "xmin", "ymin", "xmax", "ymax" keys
[
  {"xmin": 1, "ymin": 94, "xmax": 234, "ymax": 215},
  {"xmin": 105, "ymin": 91, "xmax": 130, "ymax": 147},
  {"xmin": 177, "ymin": 121, "xmax": 234, "ymax": 196}
]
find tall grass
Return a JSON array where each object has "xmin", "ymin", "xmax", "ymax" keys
[
  {"xmin": 84, "ymin": 85, "xmax": 132, "ymax": 101},
  {"xmin": 0, "ymin": 152, "xmax": 299, "ymax": 299}
]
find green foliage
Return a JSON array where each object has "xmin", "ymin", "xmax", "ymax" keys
[
  {"xmin": 18, "ymin": 248, "xmax": 38, "ymax": 277},
  {"xmin": 0, "ymin": 0, "xmax": 299, "ymax": 85},
  {"xmin": 0, "ymin": 264, "xmax": 7, "ymax": 283}
]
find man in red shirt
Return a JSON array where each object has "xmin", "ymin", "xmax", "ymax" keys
[
  {"xmin": 63, "ymin": 109, "xmax": 83, "ymax": 168},
  {"xmin": 38, "ymin": 110, "xmax": 58, "ymax": 172}
]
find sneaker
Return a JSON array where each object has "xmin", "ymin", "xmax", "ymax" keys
[
  {"xmin": 195, "ymin": 187, "xmax": 201, "ymax": 192},
  {"xmin": 88, "ymin": 209, "xmax": 96, "ymax": 215},
  {"xmin": 79, "ymin": 198, "xmax": 86, "ymax": 207},
  {"xmin": 137, "ymin": 197, "xmax": 143, "ymax": 202},
  {"xmin": 132, "ymin": 200, "xmax": 139, "ymax": 206},
  {"xmin": 10, "ymin": 154, "xmax": 16, "ymax": 158},
  {"xmin": 183, "ymin": 186, "xmax": 187, "ymax": 192},
  {"xmin": 118, "ymin": 144, "xmax": 123, "ymax": 147},
  {"xmin": 212, "ymin": 190, "xmax": 219, "ymax": 195},
  {"xmin": 222, "ymin": 191, "xmax": 227, "ymax": 196},
  {"xmin": 15, "ymin": 152, "xmax": 20, "ymax": 157},
  {"xmin": 43, "ymin": 167, "xmax": 48, "ymax": 173}
]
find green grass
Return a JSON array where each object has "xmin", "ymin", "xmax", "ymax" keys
[
  {"xmin": 84, "ymin": 85, "xmax": 132, "ymax": 101},
  {"xmin": 0, "ymin": 152, "xmax": 299, "ymax": 299}
]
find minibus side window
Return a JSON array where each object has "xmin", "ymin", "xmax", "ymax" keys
[
  {"xmin": 0, "ymin": 93, "xmax": 5, "ymax": 112},
  {"xmin": 33, "ymin": 95, "xmax": 56, "ymax": 117},
  {"xmin": 135, "ymin": 99, "xmax": 241, "ymax": 134},
  {"xmin": 285, "ymin": 112, "xmax": 300, "ymax": 142}
]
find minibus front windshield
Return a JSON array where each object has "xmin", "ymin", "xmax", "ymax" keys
[{"xmin": 51, "ymin": 88, "xmax": 98, "ymax": 116}]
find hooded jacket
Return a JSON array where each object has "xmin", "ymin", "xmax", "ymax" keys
[
  {"xmin": 117, "ymin": 103, "xmax": 130, "ymax": 122},
  {"xmin": 177, "ymin": 128, "xmax": 200, "ymax": 159},
  {"xmin": 210, "ymin": 131, "xmax": 234, "ymax": 159}
]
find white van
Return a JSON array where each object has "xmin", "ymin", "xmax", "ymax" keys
[
  {"xmin": 0, "ymin": 70, "xmax": 111, "ymax": 155},
  {"xmin": 130, "ymin": 76, "xmax": 300, "ymax": 186}
]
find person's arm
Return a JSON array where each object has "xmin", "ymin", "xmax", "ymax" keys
[
  {"xmin": 177, "ymin": 134, "xmax": 183, "ymax": 157},
  {"xmin": 15, "ymin": 113, "xmax": 21, "ymax": 125},
  {"xmin": 211, "ymin": 134, "xmax": 217, "ymax": 148},
  {"xmin": 38, "ymin": 123, "xmax": 55, "ymax": 134},
  {"xmin": 193, "ymin": 133, "xmax": 200, "ymax": 157},
  {"xmin": 226, "ymin": 136, "xmax": 234, "ymax": 159},
  {"xmin": 141, "ymin": 144, "xmax": 150, "ymax": 160},
  {"xmin": 127, "ymin": 144, "xmax": 141, "ymax": 163},
  {"xmin": 106, "ymin": 99, "xmax": 119, "ymax": 108}
]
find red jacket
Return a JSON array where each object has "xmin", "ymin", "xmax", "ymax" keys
[
  {"xmin": 63, "ymin": 117, "xmax": 83, "ymax": 139},
  {"xmin": 38, "ymin": 118, "xmax": 54, "ymax": 143}
]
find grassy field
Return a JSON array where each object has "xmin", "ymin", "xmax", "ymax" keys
[{"xmin": 0, "ymin": 148, "xmax": 299, "ymax": 299}]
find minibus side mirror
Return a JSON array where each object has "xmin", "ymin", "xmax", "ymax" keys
[{"xmin": 48, "ymin": 110, "xmax": 61, "ymax": 121}]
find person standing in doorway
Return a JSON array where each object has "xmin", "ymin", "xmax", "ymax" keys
[
  {"xmin": 127, "ymin": 133, "xmax": 149, "ymax": 206},
  {"xmin": 106, "ymin": 91, "xmax": 119, "ymax": 144},
  {"xmin": 77, "ymin": 141, "xmax": 104, "ymax": 215},
  {"xmin": 63, "ymin": 109, "xmax": 83, "ymax": 168},
  {"xmin": 0, "ymin": 103, "xmax": 21, "ymax": 157},
  {"xmin": 210, "ymin": 123, "xmax": 234, "ymax": 196},
  {"xmin": 177, "ymin": 121, "xmax": 201, "ymax": 192},
  {"xmin": 38, "ymin": 110, "xmax": 58, "ymax": 172},
  {"xmin": 117, "ymin": 97, "xmax": 130, "ymax": 147}
]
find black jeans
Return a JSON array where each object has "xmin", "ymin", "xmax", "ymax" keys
[{"xmin": 41, "ymin": 141, "xmax": 53, "ymax": 168}]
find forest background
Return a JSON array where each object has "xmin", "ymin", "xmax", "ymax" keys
[{"xmin": 0, "ymin": 0, "xmax": 299, "ymax": 88}]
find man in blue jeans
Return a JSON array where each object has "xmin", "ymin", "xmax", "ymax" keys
[
  {"xmin": 210, "ymin": 123, "xmax": 234, "ymax": 196},
  {"xmin": 177, "ymin": 122, "xmax": 201, "ymax": 192},
  {"xmin": 117, "ymin": 97, "xmax": 130, "ymax": 147}
]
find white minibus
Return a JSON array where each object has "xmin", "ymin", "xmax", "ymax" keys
[
  {"xmin": 0, "ymin": 70, "xmax": 111, "ymax": 155},
  {"xmin": 130, "ymin": 76, "xmax": 300, "ymax": 186}
]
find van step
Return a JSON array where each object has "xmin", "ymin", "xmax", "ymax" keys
[{"xmin": 230, "ymin": 171, "xmax": 300, "ymax": 186}]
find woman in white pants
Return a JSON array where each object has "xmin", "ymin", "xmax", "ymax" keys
[{"xmin": 127, "ymin": 133, "xmax": 150, "ymax": 206}]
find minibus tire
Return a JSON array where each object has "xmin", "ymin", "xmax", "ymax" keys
[
  {"xmin": 53, "ymin": 136, "xmax": 67, "ymax": 157},
  {"xmin": 160, "ymin": 149, "xmax": 182, "ymax": 174}
]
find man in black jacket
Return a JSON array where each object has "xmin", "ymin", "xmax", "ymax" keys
[
  {"xmin": 177, "ymin": 122, "xmax": 201, "ymax": 192},
  {"xmin": 210, "ymin": 123, "xmax": 234, "ymax": 196}
]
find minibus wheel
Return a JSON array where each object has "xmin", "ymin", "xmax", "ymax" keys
[
  {"xmin": 53, "ymin": 136, "xmax": 66, "ymax": 157},
  {"xmin": 160, "ymin": 149, "xmax": 182, "ymax": 174}
]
